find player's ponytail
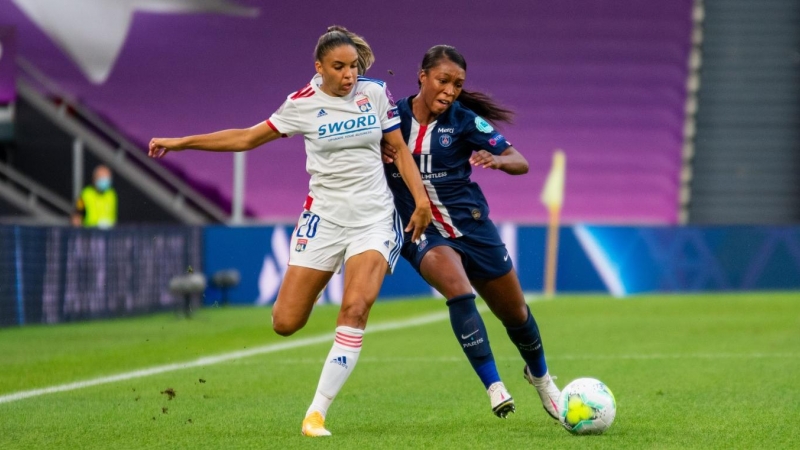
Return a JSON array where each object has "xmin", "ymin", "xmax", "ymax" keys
[
  {"xmin": 315, "ymin": 25, "xmax": 375, "ymax": 75},
  {"xmin": 419, "ymin": 45, "xmax": 514, "ymax": 124}
]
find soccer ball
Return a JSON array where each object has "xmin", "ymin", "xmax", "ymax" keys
[{"xmin": 557, "ymin": 378, "xmax": 616, "ymax": 435}]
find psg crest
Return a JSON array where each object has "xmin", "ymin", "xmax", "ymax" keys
[
  {"xmin": 357, "ymin": 96, "xmax": 372, "ymax": 113},
  {"xmin": 439, "ymin": 134, "xmax": 453, "ymax": 147}
]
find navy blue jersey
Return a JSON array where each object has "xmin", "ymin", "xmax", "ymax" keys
[{"xmin": 385, "ymin": 96, "xmax": 512, "ymax": 240}]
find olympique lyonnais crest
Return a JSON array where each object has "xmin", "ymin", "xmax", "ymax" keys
[
  {"xmin": 295, "ymin": 238, "xmax": 307, "ymax": 252},
  {"xmin": 356, "ymin": 96, "xmax": 372, "ymax": 113}
]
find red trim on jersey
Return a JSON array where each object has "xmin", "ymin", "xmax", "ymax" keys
[
  {"xmin": 425, "ymin": 191, "xmax": 457, "ymax": 238},
  {"xmin": 296, "ymin": 90, "xmax": 315, "ymax": 99},
  {"xmin": 290, "ymin": 84, "xmax": 313, "ymax": 100},
  {"xmin": 265, "ymin": 120, "xmax": 288, "ymax": 138},
  {"xmin": 413, "ymin": 123, "xmax": 428, "ymax": 155},
  {"xmin": 303, "ymin": 195, "xmax": 314, "ymax": 210},
  {"xmin": 293, "ymin": 87, "xmax": 314, "ymax": 100}
]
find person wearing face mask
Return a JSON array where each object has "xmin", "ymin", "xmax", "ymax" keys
[{"xmin": 71, "ymin": 164, "xmax": 117, "ymax": 228}]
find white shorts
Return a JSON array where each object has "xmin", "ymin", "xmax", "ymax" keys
[{"xmin": 288, "ymin": 210, "xmax": 403, "ymax": 274}]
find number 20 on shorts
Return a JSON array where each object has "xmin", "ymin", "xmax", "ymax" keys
[{"xmin": 296, "ymin": 212, "xmax": 320, "ymax": 238}]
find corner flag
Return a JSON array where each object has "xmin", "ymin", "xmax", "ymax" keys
[
  {"xmin": 540, "ymin": 150, "xmax": 566, "ymax": 209},
  {"xmin": 541, "ymin": 150, "xmax": 566, "ymax": 298}
]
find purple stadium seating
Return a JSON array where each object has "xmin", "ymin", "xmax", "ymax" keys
[{"xmin": 1, "ymin": 0, "xmax": 692, "ymax": 223}]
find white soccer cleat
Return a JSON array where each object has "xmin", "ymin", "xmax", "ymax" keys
[
  {"xmin": 487, "ymin": 381, "xmax": 516, "ymax": 418},
  {"xmin": 301, "ymin": 411, "xmax": 332, "ymax": 437},
  {"xmin": 523, "ymin": 366, "xmax": 560, "ymax": 420}
]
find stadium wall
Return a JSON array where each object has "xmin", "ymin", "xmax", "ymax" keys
[
  {"xmin": 2, "ymin": 224, "xmax": 799, "ymax": 327},
  {"xmin": 0, "ymin": 225, "xmax": 202, "ymax": 327},
  {"xmin": 204, "ymin": 224, "xmax": 800, "ymax": 305}
]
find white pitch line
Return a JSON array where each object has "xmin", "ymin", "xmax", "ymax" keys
[
  {"xmin": 0, "ymin": 295, "xmax": 628, "ymax": 405},
  {"xmin": 0, "ymin": 309, "xmax": 452, "ymax": 405},
  {"xmin": 233, "ymin": 352, "xmax": 800, "ymax": 366}
]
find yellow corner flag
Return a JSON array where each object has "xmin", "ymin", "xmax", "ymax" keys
[
  {"xmin": 541, "ymin": 150, "xmax": 566, "ymax": 298},
  {"xmin": 540, "ymin": 150, "xmax": 567, "ymax": 209}
]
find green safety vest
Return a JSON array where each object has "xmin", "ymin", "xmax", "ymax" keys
[{"xmin": 80, "ymin": 186, "xmax": 117, "ymax": 228}]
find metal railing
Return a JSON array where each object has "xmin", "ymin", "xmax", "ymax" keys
[
  {"xmin": 0, "ymin": 161, "xmax": 70, "ymax": 224},
  {"xmin": 16, "ymin": 57, "xmax": 230, "ymax": 224},
  {"xmin": 0, "ymin": 161, "xmax": 73, "ymax": 214}
]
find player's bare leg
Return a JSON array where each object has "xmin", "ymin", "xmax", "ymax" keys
[
  {"xmin": 302, "ymin": 250, "xmax": 386, "ymax": 437},
  {"xmin": 472, "ymin": 271, "xmax": 560, "ymax": 420},
  {"xmin": 419, "ymin": 246, "xmax": 514, "ymax": 418},
  {"xmin": 272, "ymin": 265, "xmax": 333, "ymax": 336},
  {"xmin": 336, "ymin": 249, "xmax": 387, "ymax": 328},
  {"xmin": 470, "ymin": 269, "xmax": 527, "ymax": 327},
  {"xmin": 419, "ymin": 246, "xmax": 472, "ymax": 298}
]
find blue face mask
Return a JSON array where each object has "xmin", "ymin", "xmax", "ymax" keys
[{"xmin": 95, "ymin": 177, "xmax": 112, "ymax": 192}]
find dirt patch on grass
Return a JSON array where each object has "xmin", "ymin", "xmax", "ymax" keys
[{"xmin": 160, "ymin": 388, "xmax": 176, "ymax": 400}]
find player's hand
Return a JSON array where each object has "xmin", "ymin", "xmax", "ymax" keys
[
  {"xmin": 381, "ymin": 140, "xmax": 398, "ymax": 164},
  {"xmin": 148, "ymin": 138, "xmax": 183, "ymax": 159},
  {"xmin": 406, "ymin": 203, "xmax": 432, "ymax": 243},
  {"xmin": 469, "ymin": 150, "xmax": 500, "ymax": 170}
]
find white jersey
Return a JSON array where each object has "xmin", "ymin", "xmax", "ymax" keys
[{"xmin": 267, "ymin": 74, "xmax": 401, "ymax": 227}]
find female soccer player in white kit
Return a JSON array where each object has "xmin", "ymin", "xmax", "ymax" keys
[{"xmin": 149, "ymin": 26, "xmax": 432, "ymax": 437}]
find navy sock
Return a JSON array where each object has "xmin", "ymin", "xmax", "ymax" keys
[
  {"xmin": 446, "ymin": 294, "xmax": 500, "ymax": 389},
  {"xmin": 506, "ymin": 305, "xmax": 548, "ymax": 377}
]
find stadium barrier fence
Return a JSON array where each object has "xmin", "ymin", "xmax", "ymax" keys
[
  {"xmin": 3, "ymin": 224, "xmax": 799, "ymax": 326},
  {"xmin": 0, "ymin": 225, "xmax": 201, "ymax": 327}
]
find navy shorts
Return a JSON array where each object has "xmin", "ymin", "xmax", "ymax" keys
[{"xmin": 400, "ymin": 219, "xmax": 512, "ymax": 280}]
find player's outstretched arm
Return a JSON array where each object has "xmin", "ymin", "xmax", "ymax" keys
[
  {"xmin": 469, "ymin": 146, "xmax": 529, "ymax": 175},
  {"xmin": 383, "ymin": 129, "xmax": 432, "ymax": 242},
  {"xmin": 149, "ymin": 122, "xmax": 281, "ymax": 158}
]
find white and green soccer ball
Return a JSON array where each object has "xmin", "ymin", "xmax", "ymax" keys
[{"xmin": 557, "ymin": 378, "xmax": 616, "ymax": 435}]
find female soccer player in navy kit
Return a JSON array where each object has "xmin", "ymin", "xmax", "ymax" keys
[
  {"xmin": 383, "ymin": 45, "xmax": 561, "ymax": 420},
  {"xmin": 149, "ymin": 26, "xmax": 431, "ymax": 437}
]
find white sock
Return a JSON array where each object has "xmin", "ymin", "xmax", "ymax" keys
[{"xmin": 306, "ymin": 326, "xmax": 363, "ymax": 418}]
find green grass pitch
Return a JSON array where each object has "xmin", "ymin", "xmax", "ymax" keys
[{"xmin": 1, "ymin": 293, "xmax": 798, "ymax": 449}]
